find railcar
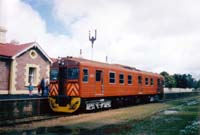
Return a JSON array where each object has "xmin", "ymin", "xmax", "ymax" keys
[{"xmin": 49, "ymin": 57, "xmax": 164, "ymax": 113}]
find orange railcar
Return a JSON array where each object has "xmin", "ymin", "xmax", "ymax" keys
[{"xmin": 49, "ymin": 57, "xmax": 164, "ymax": 113}]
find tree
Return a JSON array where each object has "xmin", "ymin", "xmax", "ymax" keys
[
  {"xmin": 160, "ymin": 71, "xmax": 176, "ymax": 88},
  {"xmin": 161, "ymin": 71, "xmax": 200, "ymax": 89}
]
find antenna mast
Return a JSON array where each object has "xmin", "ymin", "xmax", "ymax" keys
[{"xmin": 89, "ymin": 29, "xmax": 97, "ymax": 59}]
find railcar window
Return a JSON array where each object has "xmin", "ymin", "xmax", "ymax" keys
[
  {"xmin": 66, "ymin": 68, "xmax": 79, "ymax": 80},
  {"xmin": 83, "ymin": 69, "xmax": 88, "ymax": 82},
  {"xmin": 50, "ymin": 69, "xmax": 58, "ymax": 80},
  {"xmin": 162, "ymin": 80, "xmax": 164, "ymax": 86},
  {"xmin": 96, "ymin": 70, "xmax": 101, "ymax": 82},
  {"xmin": 138, "ymin": 76, "xmax": 142, "ymax": 84},
  {"xmin": 128, "ymin": 75, "xmax": 132, "ymax": 84},
  {"xmin": 150, "ymin": 78, "xmax": 154, "ymax": 85},
  {"xmin": 109, "ymin": 72, "xmax": 115, "ymax": 83},
  {"xmin": 145, "ymin": 78, "xmax": 149, "ymax": 85},
  {"xmin": 157, "ymin": 79, "xmax": 161, "ymax": 86},
  {"xmin": 119, "ymin": 74, "xmax": 124, "ymax": 84}
]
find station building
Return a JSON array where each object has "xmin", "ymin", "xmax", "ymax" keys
[{"xmin": 0, "ymin": 26, "xmax": 52, "ymax": 94}]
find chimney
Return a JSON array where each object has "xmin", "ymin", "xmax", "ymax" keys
[{"xmin": 0, "ymin": 26, "xmax": 7, "ymax": 43}]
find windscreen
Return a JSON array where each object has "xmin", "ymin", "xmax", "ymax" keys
[
  {"xmin": 64, "ymin": 68, "xmax": 79, "ymax": 80},
  {"xmin": 50, "ymin": 69, "xmax": 58, "ymax": 80}
]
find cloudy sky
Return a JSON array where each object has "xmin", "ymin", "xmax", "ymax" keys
[{"xmin": 1, "ymin": 0, "xmax": 200, "ymax": 79}]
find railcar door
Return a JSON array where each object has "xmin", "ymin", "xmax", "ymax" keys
[
  {"xmin": 138, "ymin": 75, "xmax": 143, "ymax": 94},
  {"xmin": 95, "ymin": 69, "xmax": 104, "ymax": 96}
]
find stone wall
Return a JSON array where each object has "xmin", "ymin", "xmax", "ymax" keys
[
  {"xmin": 0, "ymin": 59, "xmax": 10, "ymax": 91},
  {"xmin": 0, "ymin": 97, "xmax": 52, "ymax": 123},
  {"xmin": 15, "ymin": 48, "xmax": 50, "ymax": 91}
]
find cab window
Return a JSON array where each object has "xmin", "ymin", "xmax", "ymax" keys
[
  {"xmin": 50, "ymin": 69, "xmax": 58, "ymax": 80},
  {"xmin": 66, "ymin": 68, "xmax": 79, "ymax": 80}
]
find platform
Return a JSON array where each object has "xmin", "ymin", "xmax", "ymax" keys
[
  {"xmin": 0, "ymin": 94, "xmax": 47, "ymax": 101},
  {"xmin": 0, "ymin": 94, "xmax": 51, "ymax": 122}
]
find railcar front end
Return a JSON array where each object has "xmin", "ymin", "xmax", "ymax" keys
[{"xmin": 49, "ymin": 64, "xmax": 81, "ymax": 113}]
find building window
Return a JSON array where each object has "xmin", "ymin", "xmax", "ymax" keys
[
  {"xmin": 28, "ymin": 67, "xmax": 36, "ymax": 83},
  {"xmin": 128, "ymin": 75, "xmax": 132, "ymax": 84},
  {"xmin": 145, "ymin": 78, "xmax": 149, "ymax": 85},
  {"xmin": 29, "ymin": 50, "xmax": 38, "ymax": 59},
  {"xmin": 150, "ymin": 78, "xmax": 154, "ymax": 85},
  {"xmin": 25, "ymin": 64, "xmax": 40, "ymax": 86},
  {"xmin": 138, "ymin": 76, "xmax": 142, "ymax": 84},
  {"xmin": 109, "ymin": 72, "xmax": 115, "ymax": 83},
  {"xmin": 83, "ymin": 69, "xmax": 88, "ymax": 82},
  {"xmin": 119, "ymin": 74, "xmax": 124, "ymax": 84}
]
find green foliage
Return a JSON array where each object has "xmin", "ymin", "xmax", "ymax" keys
[
  {"xmin": 160, "ymin": 71, "xmax": 176, "ymax": 88},
  {"xmin": 160, "ymin": 71, "xmax": 200, "ymax": 89}
]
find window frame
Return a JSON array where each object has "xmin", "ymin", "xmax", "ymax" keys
[
  {"xmin": 119, "ymin": 73, "xmax": 124, "ymax": 84},
  {"xmin": 109, "ymin": 71, "xmax": 116, "ymax": 84},
  {"xmin": 138, "ymin": 76, "xmax": 142, "ymax": 84},
  {"xmin": 25, "ymin": 64, "xmax": 39, "ymax": 86},
  {"xmin": 145, "ymin": 77, "xmax": 149, "ymax": 85},
  {"xmin": 150, "ymin": 78, "xmax": 154, "ymax": 86},
  {"xmin": 65, "ymin": 67, "xmax": 79, "ymax": 80},
  {"xmin": 82, "ymin": 68, "xmax": 89, "ymax": 83},
  {"xmin": 50, "ymin": 69, "xmax": 59, "ymax": 81},
  {"xmin": 96, "ymin": 70, "xmax": 102, "ymax": 82},
  {"xmin": 28, "ymin": 67, "xmax": 36, "ymax": 83},
  {"xmin": 157, "ymin": 79, "xmax": 161, "ymax": 86},
  {"xmin": 128, "ymin": 74, "xmax": 133, "ymax": 85}
]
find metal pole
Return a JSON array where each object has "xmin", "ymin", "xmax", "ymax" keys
[{"xmin": 89, "ymin": 29, "xmax": 97, "ymax": 60}]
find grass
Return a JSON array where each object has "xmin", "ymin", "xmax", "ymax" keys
[{"xmin": 101, "ymin": 96, "xmax": 200, "ymax": 135}]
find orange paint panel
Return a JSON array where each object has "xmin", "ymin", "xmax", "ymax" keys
[
  {"xmin": 49, "ymin": 83, "xmax": 59, "ymax": 96},
  {"xmin": 66, "ymin": 83, "xmax": 80, "ymax": 96}
]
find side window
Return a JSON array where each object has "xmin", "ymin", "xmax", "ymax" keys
[
  {"xmin": 119, "ymin": 74, "xmax": 124, "ymax": 84},
  {"xmin": 83, "ymin": 69, "xmax": 88, "ymax": 82},
  {"xmin": 157, "ymin": 79, "xmax": 161, "ymax": 86},
  {"xmin": 145, "ymin": 77, "xmax": 149, "ymax": 85},
  {"xmin": 150, "ymin": 78, "xmax": 154, "ymax": 85},
  {"xmin": 96, "ymin": 70, "xmax": 101, "ymax": 82},
  {"xmin": 128, "ymin": 75, "xmax": 132, "ymax": 84},
  {"xmin": 109, "ymin": 72, "xmax": 115, "ymax": 83},
  {"xmin": 162, "ymin": 80, "xmax": 164, "ymax": 86},
  {"xmin": 138, "ymin": 76, "xmax": 142, "ymax": 84}
]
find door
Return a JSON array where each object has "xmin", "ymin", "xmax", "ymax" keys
[
  {"xmin": 95, "ymin": 69, "xmax": 104, "ymax": 96},
  {"xmin": 138, "ymin": 75, "xmax": 143, "ymax": 94}
]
